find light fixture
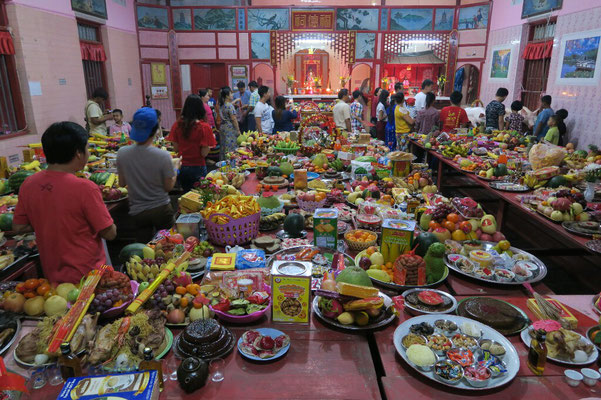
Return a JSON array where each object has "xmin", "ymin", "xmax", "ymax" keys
[
  {"xmin": 399, "ymin": 39, "xmax": 441, "ymax": 45},
  {"xmin": 295, "ymin": 39, "xmax": 332, "ymax": 45}
]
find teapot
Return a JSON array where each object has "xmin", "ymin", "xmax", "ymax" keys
[{"xmin": 177, "ymin": 356, "xmax": 209, "ymax": 393}]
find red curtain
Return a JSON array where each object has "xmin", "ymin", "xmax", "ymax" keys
[
  {"xmin": 522, "ymin": 40, "xmax": 553, "ymax": 60},
  {"xmin": 0, "ymin": 31, "xmax": 15, "ymax": 55},
  {"xmin": 80, "ymin": 42, "xmax": 106, "ymax": 62}
]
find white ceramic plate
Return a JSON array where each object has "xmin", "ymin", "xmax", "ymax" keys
[
  {"xmin": 520, "ymin": 327, "xmax": 598, "ymax": 365},
  {"xmin": 393, "ymin": 314, "xmax": 520, "ymax": 390}
]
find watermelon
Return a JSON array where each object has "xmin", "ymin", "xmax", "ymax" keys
[
  {"xmin": 118, "ymin": 243, "xmax": 147, "ymax": 264},
  {"xmin": 90, "ymin": 172, "xmax": 110, "ymax": 185},
  {"xmin": 0, "ymin": 213, "xmax": 13, "ymax": 231},
  {"xmin": 417, "ymin": 290, "xmax": 443, "ymax": 306},
  {"xmin": 547, "ymin": 175, "xmax": 567, "ymax": 188},
  {"xmin": 415, "ymin": 232, "xmax": 440, "ymax": 257},
  {"xmin": 283, "ymin": 213, "xmax": 305, "ymax": 237},
  {"xmin": 8, "ymin": 170, "xmax": 35, "ymax": 193},
  {"xmin": 355, "ymin": 156, "xmax": 377, "ymax": 163}
]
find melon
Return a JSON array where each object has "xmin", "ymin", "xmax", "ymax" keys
[
  {"xmin": 119, "ymin": 243, "xmax": 147, "ymax": 264},
  {"xmin": 279, "ymin": 162, "xmax": 294, "ymax": 177},
  {"xmin": 0, "ymin": 213, "xmax": 13, "ymax": 231},
  {"xmin": 312, "ymin": 153, "xmax": 328, "ymax": 168},
  {"xmin": 283, "ymin": 213, "xmax": 305, "ymax": 237},
  {"xmin": 8, "ymin": 170, "xmax": 35, "ymax": 193},
  {"xmin": 335, "ymin": 266, "xmax": 373, "ymax": 287}
]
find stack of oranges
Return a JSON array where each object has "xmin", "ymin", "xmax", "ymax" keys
[
  {"xmin": 345, "ymin": 229, "xmax": 377, "ymax": 251},
  {"xmin": 14, "ymin": 278, "xmax": 53, "ymax": 299},
  {"xmin": 428, "ymin": 212, "xmax": 474, "ymax": 241}
]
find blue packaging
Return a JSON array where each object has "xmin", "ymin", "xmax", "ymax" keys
[
  {"xmin": 236, "ymin": 249, "xmax": 266, "ymax": 269},
  {"xmin": 57, "ymin": 370, "xmax": 159, "ymax": 400}
]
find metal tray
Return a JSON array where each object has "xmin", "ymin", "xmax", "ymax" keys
[
  {"xmin": 267, "ymin": 245, "xmax": 355, "ymax": 270},
  {"xmin": 562, "ymin": 221, "xmax": 601, "ymax": 237},
  {"xmin": 489, "ymin": 182, "xmax": 530, "ymax": 192},
  {"xmin": 393, "ymin": 314, "xmax": 520, "ymax": 390},
  {"xmin": 355, "ymin": 250, "xmax": 448, "ymax": 291},
  {"xmin": 521, "ymin": 327, "xmax": 598, "ymax": 365},
  {"xmin": 313, "ymin": 292, "xmax": 395, "ymax": 331},
  {"xmin": 444, "ymin": 241, "xmax": 547, "ymax": 286},
  {"xmin": 0, "ymin": 317, "xmax": 20, "ymax": 356},
  {"xmin": 402, "ymin": 288, "xmax": 457, "ymax": 315}
]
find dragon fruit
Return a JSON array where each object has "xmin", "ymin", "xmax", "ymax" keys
[{"xmin": 551, "ymin": 197, "xmax": 572, "ymax": 211}]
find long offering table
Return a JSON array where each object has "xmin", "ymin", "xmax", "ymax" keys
[{"xmin": 3, "ymin": 172, "xmax": 600, "ymax": 399}]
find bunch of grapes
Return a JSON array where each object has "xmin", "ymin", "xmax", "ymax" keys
[
  {"xmin": 90, "ymin": 289, "xmax": 133, "ymax": 314},
  {"xmin": 144, "ymin": 279, "xmax": 176, "ymax": 311},
  {"xmin": 432, "ymin": 203, "xmax": 454, "ymax": 222}
]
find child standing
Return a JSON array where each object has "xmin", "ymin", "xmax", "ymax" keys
[
  {"xmin": 108, "ymin": 109, "xmax": 131, "ymax": 137},
  {"xmin": 506, "ymin": 101, "xmax": 525, "ymax": 135},
  {"xmin": 543, "ymin": 115, "xmax": 560, "ymax": 145}
]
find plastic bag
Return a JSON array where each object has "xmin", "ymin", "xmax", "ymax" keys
[{"xmin": 528, "ymin": 143, "xmax": 567, "ymax": 169}]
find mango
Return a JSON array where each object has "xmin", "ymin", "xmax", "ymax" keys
[{"xmin": 337, "ymin": 312, "xmax": 354, "ymax": 325}]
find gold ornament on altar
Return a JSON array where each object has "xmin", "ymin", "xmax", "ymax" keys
[{"xmin": 339, "ymin": 76, "xmax": 349, "ymax": 89}]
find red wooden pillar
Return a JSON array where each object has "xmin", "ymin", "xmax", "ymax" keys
[
  {"xmin": 446, "ymin": 29, "xmax": 459, "ymax": 97},
  {"xmin": 168, "ymin": 30, "xmax": 182, "ymax": 118}
]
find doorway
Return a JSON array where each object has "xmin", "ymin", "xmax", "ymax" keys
[
  {"xmin": 190, "ymin": 63, "xmax": 227, "ymax": 96},
  {"xmin": 455, "ymin": 64, "xmax": 480, "ymax": 105}
]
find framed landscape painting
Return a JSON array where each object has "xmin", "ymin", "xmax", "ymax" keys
[
  {"xmin": 390, "ymin": 9, "xmax": 433, "ymax": 31},
  {"xmin": 356, "ymin": 33, "xmax": 376, "ymax": 59},
  {"xmin": 137, "ymin": 6, "xmax": 169, "ymax": 30},
  {"xmin": 194, "ymin": 9, "xmax": 236, "ymax": 31},
  {"xmin": 434, "ymin": 9, "xmax": 454, "ymax": 31},
  {"xmin": 556, "ymin": 29, "xmax": 601, "ymax": 86},
  {"xmin": 336, "ymin": 9, "xmax": 379, "ymax": 31},
  {"xmin": 72, "ymin": 0, "xmax": 107, "ymax": 19},
  {"xmin": 251, "ymin": 32, "xmax": 270, "ymax": 60},
  {"xmin": 522, "ymin": 0, "xmax": 562, "ymax": 19},
  {"xmin": 248, "ymin": 9, "xmax": 289, "ymax": 31},
  {"xmin": 489, "ymin": 45, "xmax": 512, "ymax": 81},
  {"xmin": 172, "ymin": 9, "xmax": 192, "ymax": 30}
]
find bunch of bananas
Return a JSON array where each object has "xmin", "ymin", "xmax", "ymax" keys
[
  {"xmin": 259, "ymin": 212, "xmax": 286, "ymax": 231},
  {"xmin": 524, "ymin": 173, "xmax": 547, "ymax": 189},
  {"xmin": 441, "ymin": 142, "xmax": 468, "ymax": 158}
]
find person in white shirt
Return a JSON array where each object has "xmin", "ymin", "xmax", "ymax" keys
[
  {"xmin": 333, "ymin": 89, "xmax": 351, "ymax": 131},
  {"xmin": 413, "ymin": 79, "xmax": 434, "ymax": 113},
  {"xmin": 85, "ymin": 87, "xmax": 113, "ymax": 136},
  {"xmin": 253, "ymin": 86, "xmax": 274, "ymax": 134}
]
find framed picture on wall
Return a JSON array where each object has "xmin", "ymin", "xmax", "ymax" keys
[
  {"xmin": 488, "ymin": 45, "xmax": 513, "ymax": 81},
  {"xmin": 522, "ymin": 0, "xmax": 562, "ymax": 19},
  {"xmin": 151, "ymin": 86, "xmax": 169, "ymax": 99},
  {"xmin": 458, "ymin": 5, "xmax": 489, "ymax": 30},
  {"xmin": 151, "ymin": 63, "xmax": 167, "ymax": 85},
  {"xmin": 231, "ymin": 66, "xmax": 248, "ymax": 78},
  {"xmin": 71, "ymin": 0, "xmax": 107, "ymax": 19},
  {"xmin": 556, "ymin": 29, "xmax": 601, "ymax": 86}
]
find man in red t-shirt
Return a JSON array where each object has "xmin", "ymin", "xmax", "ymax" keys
[
  {"xmin": 13, "ymin": 122, "xmax": 116, "ymax": 284},
  {"xmin": 440, "ymin": 91, "xmax": 470, "ymax": 133},
  {"xmin": 167, "ymin": 94, "xmax": 217, "ymax": 192}
]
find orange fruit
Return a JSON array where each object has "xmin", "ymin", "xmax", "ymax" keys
[
  {"xmin": 186, "ymin": 284, "xmax": 199, "ymax": 296},
  {"xmin": 428, "ymin": 221, "xmax": 440, "ymax": 230},
  {"xmin": 175, "ymin": 286, "xmax": 187, "ymax": 295},
  {"xmin": 36, "ymin": 283, "xmax": 51, "ymax": 296},
  {"xmin": 447, "ymin": 213, "xmax": 459, "ymax": 223},
  {"xmin": 180, "ymin": 298, "xmax": 189, "ymax": 308},
  {"xmin": 385, "ymin": 262, "xmax": 393, "ymax": 269},
  {"xmin": 24, "ymin": 279, "xmax": 39, "ymax": 290},
  {"xmin": 24, "ymin": 292, "xmax": 36, "ymax": 299},
  {"xmin": 443, "ymin": 220, "xmax": 456, "ymax": 232}
]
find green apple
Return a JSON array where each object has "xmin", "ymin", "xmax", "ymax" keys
[{"xmin": 480, "ymin": 215, "xmax": 497, "ymax": 234}]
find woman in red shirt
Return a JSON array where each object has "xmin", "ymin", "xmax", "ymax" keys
[{"xmin": 168, "ymin": 95, "xmax": 217, "ymax": 191}]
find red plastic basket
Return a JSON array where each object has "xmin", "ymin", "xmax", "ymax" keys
[{"xmin": 205, "ymin": 212, "xmax": 260, "ymax": 246}]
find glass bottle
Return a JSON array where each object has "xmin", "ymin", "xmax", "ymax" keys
[
  {"xmin": 58, "ymin": 342, "xmax": 82, "ymax": 380},
  {"xmin": 138, "ymin": 347, "xmax": 164, "ymax": 391},
  {"xmin": 527, "ymin": 329, "xmax": 547, "ymax": 375}
]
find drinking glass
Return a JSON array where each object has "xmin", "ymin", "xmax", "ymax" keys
[
  {"xmin": 47, "ymin": 365, "xmax": 64, "ymax": 386},
  {"xmin": 166, "ymin": 357, "xmax": 179, "ymax": 381},
  {"xmin": 209, "ymin": 358, "xmax": 225, "ymax": 382},
  {"xmin": 28, "ymin": 367, "xmax": 47, "ymax": 390}
]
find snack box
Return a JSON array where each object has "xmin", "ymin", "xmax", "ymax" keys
[
  {"xmin": 209, "ymin": 253, "xmax": 236, "ymax": 271},
  {"xmin": 178, "ymin": 191, "xmax": 203, "ymax": 213},
  {"xmin": 381, "ymin": 219, "xmax": 416, "ymax": 264},
  {"xmin": 313, "ymin": 208, "xmax": 338, "ymax": 250},
  {"xmin": 271, "ymin": 260, "xmax": 312, "ymax": 324},
  {"xmin": 58, "ymin": 371, "xmax": 159, "ymax": 400},
  {"xmin": 526, "ymin": 298, "xmax": 578, "ymax": 329}
]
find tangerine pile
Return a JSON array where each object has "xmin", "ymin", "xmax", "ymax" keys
[
  {"xmin": 15, "ymin": 278, "xmax": 53, "ymax": 299},
  {"xmin": 346, "ymin": 229, "xmax": 377, "ymax": 243}
]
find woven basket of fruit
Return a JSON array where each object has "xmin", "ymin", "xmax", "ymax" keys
[
  {"xmin": 344, "ymin": 229, "xmax": 378, "ymax": 252},
  {"xmin": 297, "ymin": 192, "xmax": 327, "ymax": 213}
]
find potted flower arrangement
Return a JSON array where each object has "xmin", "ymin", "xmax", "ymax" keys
[{"xmin": 282, "ymin": 74, "xmax": 297, "ymax": 94}]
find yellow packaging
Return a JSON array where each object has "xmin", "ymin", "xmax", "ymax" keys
[
  {"xmin": 294, "ymin": 169, "xmax": 307, "ymax": 190},
  {"xmin": 178, "ymin": 191, "xmax": 203, "ymax": 212},
  {"xmin": 381, "ymin": 219, "xmax": 415, "ymax": 264},
  {"xmin": 271, "ymin": 261, "xmax": 312, "ymax": 324},
  {"xmin": 526, "ymin": 298, "xmax": 578, "ymax": 329},
  {"xmin": 209, "ymin": 253, "xmax": 236, "ymax": 271}
]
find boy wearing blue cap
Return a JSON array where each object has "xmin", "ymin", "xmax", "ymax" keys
[{"xmin": 117, "ymin": 107, "xmax": 180, "ymax": 242}]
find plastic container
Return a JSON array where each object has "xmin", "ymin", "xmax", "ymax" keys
[
  {"xmin": 175, "ymin": 213, "xmax": 202, "ymax": 238},
  {"xmin": 205, "ymin": 212, "xmax": 260, "ymax": 246}
]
